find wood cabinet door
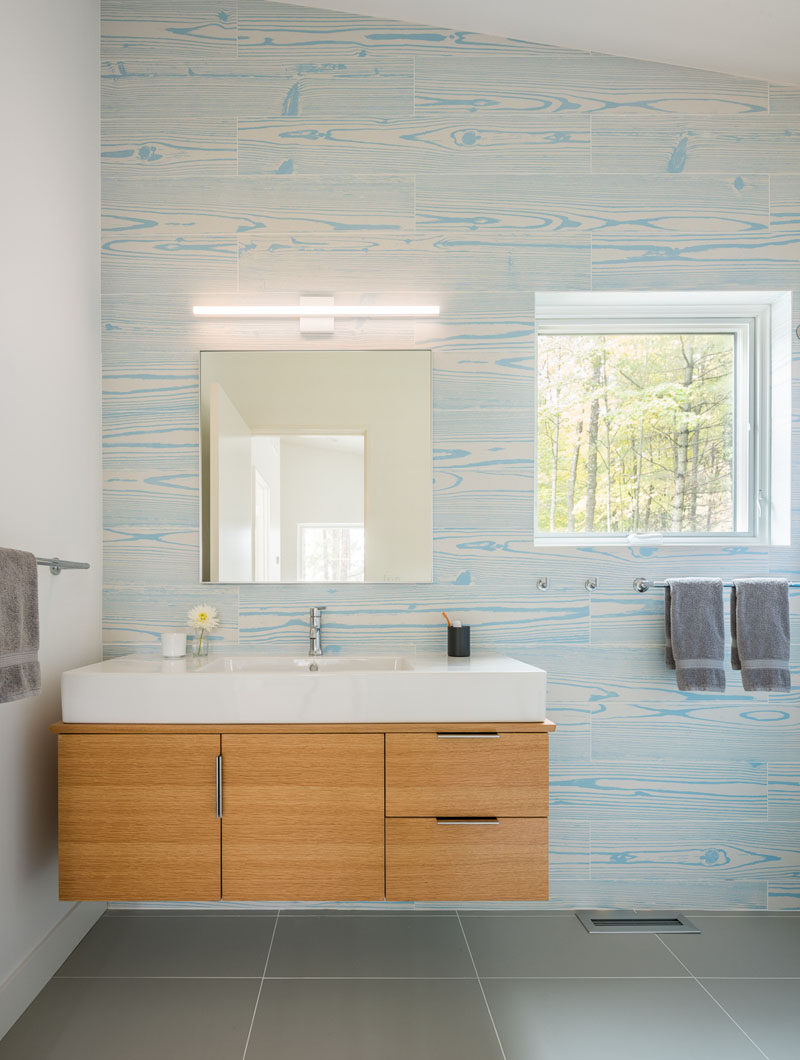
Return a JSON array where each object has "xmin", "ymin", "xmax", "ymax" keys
[
  {"xmin": 58, "ymin": 734, "xmax": 221, "ymax": 901},
  {"xmin": 221, "ymin": 734, "xmax": 384, "ymax": 901}
]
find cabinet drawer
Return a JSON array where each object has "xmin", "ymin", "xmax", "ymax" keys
[
  {"xmin": 386, "ymin": 817, "xmax": 548, "ymax": 901},
  {"xmin": 385, "ymin": 732, "xmax": 548, "ymax": 817}
]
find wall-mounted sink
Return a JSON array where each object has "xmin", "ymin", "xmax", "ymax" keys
[
  {"xmin": 202, "ymin": 655, "xmax": 414, "ymax": 674},
  {"xmin": 61, "ymin": 652, "xmax": 546, "ymax": 725}
]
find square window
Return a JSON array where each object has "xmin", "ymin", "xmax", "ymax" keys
[{"xmin": 534, "ymin": 294, "xmax": 777, "ymax": 545}]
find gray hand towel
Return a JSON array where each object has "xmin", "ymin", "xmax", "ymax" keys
[
  {"xmin": 0, "ymin": 548, "xmax": 41, "ymax": 703},
  {"xmin": 665, "ymin": 578, "xmax": 725, "ymax": 691},
  {"xmin": 731, "ymin": 578, "xmax": 791, "ymax": 692}
]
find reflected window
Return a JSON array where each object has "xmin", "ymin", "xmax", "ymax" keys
[{"xmin": 298, "ymin": 524, "xmax": 365, "ymax": 583}]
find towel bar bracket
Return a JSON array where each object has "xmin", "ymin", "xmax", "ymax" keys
[{"xmin": 35, "ymin": 557, "xmax": 91, "ymax": 576}]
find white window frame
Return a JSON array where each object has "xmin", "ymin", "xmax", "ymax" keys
[{"xmin": 534, "ymin": 297, "xmax": 772, "ymax": 547}]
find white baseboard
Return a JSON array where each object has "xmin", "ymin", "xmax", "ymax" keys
[{"xmin": 0, "ymin": 901, "xmax": 105, "ymax": 1040}]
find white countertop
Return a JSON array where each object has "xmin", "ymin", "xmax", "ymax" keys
[
  {"xmin": 71, "ymin": 651, "xmax": 539, "ymax": 676},
  {"xmin": 61, "ymin": 651, "xmax": 547, "ymax": 725}
]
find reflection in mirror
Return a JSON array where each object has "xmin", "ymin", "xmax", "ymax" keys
[
  {"xmin": 200, "ymin": 350, "xmax": 432, "ymax": 584},
  {"xmin": 254, "ymin": 434, "xmax": 365, "ymax": 583}
]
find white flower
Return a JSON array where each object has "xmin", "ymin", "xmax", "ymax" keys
[{"xmin": 187, "ymin": 604, "xmax": 220, "ymax": 631}]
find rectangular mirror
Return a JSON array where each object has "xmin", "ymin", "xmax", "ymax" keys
[{"xmin": 200, "ymin": 350, "xmax": 432, "ymax": 583}]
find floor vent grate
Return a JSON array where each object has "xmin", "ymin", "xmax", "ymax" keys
[{"xmin": 576, "ymin": 910, "xmax": 700, "ymax": 934}]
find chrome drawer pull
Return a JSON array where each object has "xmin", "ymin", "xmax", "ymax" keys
[
  {"xmin": 435, "ymin": 732, "xmax": 500, "ymax": 739},
  {"xmin": 215, "ymin": 754, "xmax": 223, "ymax": 818},
  {"xmin": 435, "ymin": 817, "xmax": 499, "ymax": 825}
]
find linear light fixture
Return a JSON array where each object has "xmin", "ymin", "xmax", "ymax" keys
[
  {"xmin": 192, "ymin": 297, "xmax": 440, "ymax": 333},
  {"xmin": 193, "ymin": 304, "xmax": 440, "ymax": 318}
]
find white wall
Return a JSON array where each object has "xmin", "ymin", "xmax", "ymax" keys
[
  {"xmin": 251, "ymin": 436, "xmax": 282, "ymax": 580},
  {"xmin": 210, "ymin": 384, "xmax": 253, "ymax": 582},
  {"xmin": 280, "ymin": 442, "xmax": 365, "ymax": 581},
  {"xmin": 0, "ymin": 0, "xmax": 104, "ymax": 1037}
]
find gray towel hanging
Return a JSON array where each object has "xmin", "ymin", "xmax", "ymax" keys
[
  {"xmin": 665, "ymin": 578, "xmax": 725, "ymax": 692},
  {"xmin": 0, "ymin": 548, "xmax": 41, "ymax": 703},
  {"xmin": 731, "ymin": 579, "xmax": 791, "ymax": 692}
]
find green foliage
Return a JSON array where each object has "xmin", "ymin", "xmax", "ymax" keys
[{"xmin": 537, "ymin": 333, "xmax": 735, "ymax": 534}]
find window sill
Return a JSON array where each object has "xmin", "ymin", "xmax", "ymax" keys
[{"xmin": 532, "ymin": 535, "xmax": 766, "ymax": 550}]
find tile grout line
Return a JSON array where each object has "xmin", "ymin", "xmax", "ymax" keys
[
  {"xmin": 58, "ymin": 974, "xmax": 769, "ymax": 981},
  {"xmin": 56, "ymin": 973, "xmax": 800, "ymax": 981},
  {"xmin": 241, "ymin": 912, "xmax": 280, "ymax": 1060},
  {"xmin": 106, "ymin": 912, "xmax": 465, "ymax": 918},
  {"xmin": 456, "ymin": 912, "xmax": 508, "ymax": 1060},
  {"xmin": 654, "ymin": 935, "xmax": 772, "ymax": 1060}
]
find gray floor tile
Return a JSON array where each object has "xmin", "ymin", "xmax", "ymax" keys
[
  {"xmin": 106, "ymin": 907, "xmax": 276, "ymax": 916},
  {"xmin": 458, "ymin": 909, "xmax": 575, "ymax": 916},
  {"xmin": 278, "ymin": 907, "xmax": 458, "ymax": 916},
  {"xmin": 246, "ymin": 978, "xmax": 503, "ymax": 1060},
  {"xmin": 266, "ymin": 914, "xmax": 474, "ymax": 978},
  {"xmin": 661, "ymin": 916, "xmax": 800, "ymax": 977},
  {"xmin": 56, "ymin": 913, "xmax": 275, "ymax": 978},
  {"xmin": 682, "ymin": 910, "xmax": 800, "ymax": 918},
  {"xmin": 702, "ymin": 979, "xmax": 800, "ymax": 1060},
  {"xmin": 484, "ymin": 979, "xmax": 765, "ymax": 1060},
  {"xmin": 462, "ymin": 914, "xmax": 689, "ymax": 978},
  {"xmin": 0, "ymin": 978, "xmax": 259, "ymax": 1060}
]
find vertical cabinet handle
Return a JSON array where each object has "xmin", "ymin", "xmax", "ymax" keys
[{"xmin": 215, "ymin": 754, "xmax": 223, "ymax": 818}]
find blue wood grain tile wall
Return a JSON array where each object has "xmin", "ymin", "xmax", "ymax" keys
[{"xmin": 101, "ymin": 0, "xmax": 800, "ymax": 908}]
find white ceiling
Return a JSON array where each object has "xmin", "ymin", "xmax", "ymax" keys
[
  {"xmin": 284, "ymin": 435, "xmax": 365, "ymax": 454},
  {"xmin": 279, "ymin": 0, "xmax": 800, "ymax": 85}
]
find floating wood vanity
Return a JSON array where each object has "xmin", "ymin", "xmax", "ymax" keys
[{"xmin": 51, "ymin": 720, "xmax": 555, "ymax": 903}]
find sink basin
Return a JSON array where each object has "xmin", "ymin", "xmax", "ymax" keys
[
  {"xmin": 61, "ymin": 652, "xmax": 546, "ymax": 724},
  {"xmin": 202, "ymin": 655, "xmax": 414, "ymax": 674}
]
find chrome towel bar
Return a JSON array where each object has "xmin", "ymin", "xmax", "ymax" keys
[{"xmin": 634, "ymin": 576, "xmax": 799, "ymax": 593}]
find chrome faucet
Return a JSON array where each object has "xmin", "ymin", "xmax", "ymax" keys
[{"xmin": 308, "ymin": 606, "xmax": 326, "ymax": 656}]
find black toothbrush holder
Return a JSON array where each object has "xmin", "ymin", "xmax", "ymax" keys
[{"xmin": 447, "ymin": 624, "xmax": 471, "ymax": 658}]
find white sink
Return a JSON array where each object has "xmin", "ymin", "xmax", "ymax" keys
[
  {"xmin": 202, "ymin": 655, "xmax": 414, "ymax": 674},
  {"xmin": 61, "ymin": 652, "xmax": 547, "ymax": 724}
]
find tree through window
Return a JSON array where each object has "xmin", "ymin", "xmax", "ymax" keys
[{"xmin": 537, "ymin": 331, "xmax": 745, "ymax": 536}]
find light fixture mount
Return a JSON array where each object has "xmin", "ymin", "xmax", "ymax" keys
[{"xmin": 299, "ymin": 295, "xmax": 334, "ymax": 334}]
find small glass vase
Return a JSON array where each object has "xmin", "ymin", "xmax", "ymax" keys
[{"xmin": 191, "ymin": 629, "xmax": 209, "ymax": 658}]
